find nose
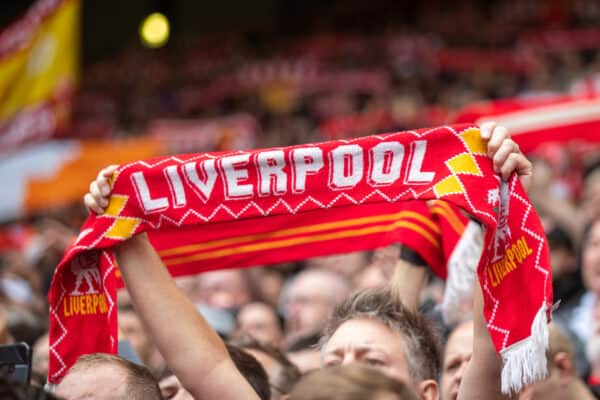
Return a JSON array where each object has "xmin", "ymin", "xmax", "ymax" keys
[{"xmin": 340, "ymin": 352, "xmax": 357, "ymax": 366}]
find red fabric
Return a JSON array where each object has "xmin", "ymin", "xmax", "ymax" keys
[
  {"xmin": 454, "ymin": 95, "xmax": 600, "ymax": 153},
  {"xmin": 48, "ymin": 124, "xmax": 552, "ymax": 388}
]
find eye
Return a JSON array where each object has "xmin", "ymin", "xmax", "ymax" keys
[
  {"xmin": 324, "ymin": 357, "xmax": 342, "ymax": 367},
  {"xmin": 364, "ymin": 358, "xmax": 385, "ymax": 367},
  {"xmin": 444, "ymin": 360, "xmax": 461, "ymax": 373}
]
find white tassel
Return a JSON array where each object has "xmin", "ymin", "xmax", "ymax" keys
[
  {"xmin": 441, "ymin": 221, "xmax": 483, "ymax": 324},
  {"xmin": 500, "ymin": 303, "xmax": 549, "ymax": 394}
]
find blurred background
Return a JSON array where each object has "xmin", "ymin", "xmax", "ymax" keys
[{"xmin": 0, "ymin": 0, "xmax": 599, "ymax": 387}]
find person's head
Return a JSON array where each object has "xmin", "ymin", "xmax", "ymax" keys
[
  {"xmin": 236, "ymin": 302, "xmax": 285, "ymax": 348},
  {"xmin": 232, "ymin": 336, "xmax": 301, "ymax": 400},
  {"xmin": 519, "ymin": 323, "xmax": 594, "ymax": 400},
  {"xmin": 583, "ymin": 161, "xmax": 600, "ymax": 220},
  {"xmin": 55, "ymin": 353, "xmax": 161, "ymax": 400},
  {"xmin": 305, "ymin": 252, "xmax": 368, "ymax": 278},
  {"xmin": 192, "ymin": 269, "xmax": 253, "ymax": 310},
  {"xmin": 581, "ymin": 219, "xmax": 600, "ymax": 295},
  {"xmin": 282, "ymin": 268, "xmax": 351, "ymax": 341},
  {"xmin": 546, "ymin": 226, "xmax": 576, "ymax": 279},
  {"xmin": 440, "ymin": 320, "xmax": 473, "ymax": 400},
  {"xmin": 118, "ymin": 304, "xmax": 153, "ymax": 364},
  {"xmin": 320, "ymin": 288, "xmax": 441, "ymax": 400},
  {"xmin": 289, "ymin": 364, "xmax": 419, "ymax": 400}
]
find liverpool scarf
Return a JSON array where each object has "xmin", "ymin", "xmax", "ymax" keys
[{"xmin": 48, "ymin": 125, "xmax": 552, "ymax": 393}]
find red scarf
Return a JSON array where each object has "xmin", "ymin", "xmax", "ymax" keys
[{"xmin": 48, "ymin": 125, "xmax": 552, "ymax": 393}]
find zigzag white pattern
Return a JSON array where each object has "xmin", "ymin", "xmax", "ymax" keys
[{"xmin": 60, "ymin": 125, "xmax": 543, "ymax": 380}]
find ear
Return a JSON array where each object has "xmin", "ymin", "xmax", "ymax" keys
[
  {"xmin": 417, "ymin": 379, "xmax": 439, "ymax": 400},
  {"xmin": 553, "ymin": 352, "xmax": 574, "ymax": 383}
]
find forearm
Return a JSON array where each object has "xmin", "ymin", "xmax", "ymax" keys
[
  {"xmin": 115, "ymin": 234, "xmax": 258, "ymax": 399},
  {"xmin": 458, "ymin": 282, "xmax": 508, "ymax": 400},
  {"xmin": 389, "ymin": 258, "xmax": 427, "ymax": 312}
]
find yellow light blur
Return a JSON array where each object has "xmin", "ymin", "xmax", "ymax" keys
[{"xmin": 139, "ymin": 12, "xmax": 169, "ymax": 48}]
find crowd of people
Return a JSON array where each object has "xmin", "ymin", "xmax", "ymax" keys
[{"xmin": 1, "ymin": 0, "xmax": 600, "ymax": 399}]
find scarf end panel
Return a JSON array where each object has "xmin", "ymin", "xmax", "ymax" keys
[{"xmin": 500, "ymin": 302, "xmax": 549, "ymax": 394}]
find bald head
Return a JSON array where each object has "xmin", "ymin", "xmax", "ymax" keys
[{"xmin": 284, "ymin": 268, "xmax": 351, "ymax": 340}]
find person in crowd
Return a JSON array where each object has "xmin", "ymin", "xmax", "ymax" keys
[
  {"xmin": 440, "ymin": 320, "xmax": 474, "ymax": 400},
  {"xmin": 54, "ymin": 353, "xmax": 162, "ymax": 400},
  {"xmin": 232, "ymin": 336, "xmax": 302, "ymax": 400},
  {"xmin": 289, "ymin": 364, "xmax": 419, "ymax": 400},
  {"xmin": 83, "ymin": 123, "xmax": 531, "ymax": 400},
  {"xmin": 305, "ymin": 252, "xmax": 368, "ymax": 278},
  {"xmin": 281, "ymin": 268, "xmax": 351, "ymax": 347},
  {"xmin": 118, "ymin": 303, "xmax": 162, "ymax": 373},
  {"xmin": 185, "ymin": 269, "xmax": 254, "ymax": 310},
  {"xmin": 236, "ymin": 302, "xmax": 285, "ymax": 348},
  {"xmin": 320, "ymin": 287, "xmax": 441, "ymax": 399},
  {"xmin": 554, "ymin": 218, "xmax": 600, "ymax": 375},
  {"xmin": 546, "ymin": 225, "xmax": 581, "ymax": 304},
  {"xmin": 518, "ymin": 323, "xmax": 596, "ymax": 400}
]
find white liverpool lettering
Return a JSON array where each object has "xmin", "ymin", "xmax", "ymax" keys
[
  {"xmin": 329, "ymin": 144, "xmax": 364, "ymax": 189},
  {"xmin": 183, "ymin": 160, "xmax": 218, "ymax": 203},
  {"xmin": 131, "ymin": 171, "xmax": 168, "ymax": 213},
  {"xmin": 220, "ymin": 154, "xmax": 253, "ymax": 199},
  {"xmin": 164, "ymin": 165, "xmax": 186, "ymax": 208},
  {"xmin": 369, "ymin": 141, "xmax": 405, "ymax": 186},
  {"xmin": 407, "ymin": 140, "xmax": 435, "ymax": 183},
  {"xmin": 291, "ymin": 147, "xmax": 323, "ymax": 193},
  {"xmin": 257, "ymin": 150, "xmax": 287, "ymax": 196}
]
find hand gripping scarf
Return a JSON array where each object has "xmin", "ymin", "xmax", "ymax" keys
[{"xmin": 48, "ymin": 125, "xmax": 552, "ymax": 393}]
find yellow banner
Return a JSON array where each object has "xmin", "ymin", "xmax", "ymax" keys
[{"xmin": 0, "ymin": 0, "xmax": 80, "ymax": 148}]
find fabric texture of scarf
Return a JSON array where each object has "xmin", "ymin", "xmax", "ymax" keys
[{"xmin": 48, "ymin": 124, "xmax": 552, "ymax": 393}]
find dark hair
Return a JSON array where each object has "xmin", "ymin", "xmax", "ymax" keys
[
  {"xmin": 231, "ymin": 336, "xmax": 301, "ymax": 395},
  {"xmin": 583, "ymin": 159, "xmax": 600, "ymax": 182},
  {"xmin": 320, "ymin": 287, "xmax": 441, "ymax": 383},
  {"xmin": 69, "ymin": 353, "xmax": 161, "ymax": 400},
  {"xmin": 0, "ymin": 378, "xmax": 59, "ymax": 400},
  {"xmin": 289, "ymin": 365, "xmax": 419, "ymax": 400},
  {"xmin": 226, "ymin": 344, "xmax": 271, "ymax": 400}
]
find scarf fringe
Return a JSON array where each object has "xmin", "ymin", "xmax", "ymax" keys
[
  {"xmin": 441, "ymin": 221, "xmax": 483, "ymax": 324},
  {"xmin": 500, "ymin": 303, "xmax": 549, "ymax": 394}
]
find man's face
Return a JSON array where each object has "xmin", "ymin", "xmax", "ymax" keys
[
  {"xmin": 441, "ymin": 321, "xmax": 473, "ymax": 400},
  {"xmin": 119, "ymin": 310, "xmax": 151, "ymax": 363},
  {"xmin": 158, "ymin": 375, "xmax": 194, "ymax": 400},
  {"xmin": 195, "ymin": 270, "xmax": 251, "ymax": 309},
  {"xmin": 55, "ymin": 364, "xmax": 128, "ymax": 400},
  {"xmin": 237, "ymin": 302, "xmax": 284, "ymax": 346},
  {"xmin": 322, "ymin": 318, "xmax": 412, "ymax": 385},
  {"xmin": 582, "ymin": 221, "xmax": 600, "ymax": 295},
  {"xmin": 284, "ymin": 274, "xmax": 339, "ymax": 340}
]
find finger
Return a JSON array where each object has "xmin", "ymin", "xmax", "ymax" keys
[
  {"xmin": 479, "ymin": 121, "xmax": 497, "ymax": 140},
  {"xmin": 500, "ymin": 153, "xmax": 533, "ymax": 188},
  {"xmin": 99, "ymin": 165, "xmax": 119, "ymax": 178},
  {"xmin": 89, "ymin": 181, "xmax": 108, "ymax": 208},
  {"xmin": 492, "ymin": 139, "xmax": 520, "ymax": 173},
  {"xmin": 97, "ymin": 166, "xmax": 118, "ymax": 196},
  {"xmin": 487, "ymin": 126, "xmax": 510, "ymax": 157},
  {"xmin": 84, "ymin": 193, "xmax": 105, "ymax": 215}
]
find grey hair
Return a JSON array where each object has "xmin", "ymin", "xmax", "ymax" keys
[{"xmin": 320, "ymin": 287, "xmax": 441, "ymax": 383}]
